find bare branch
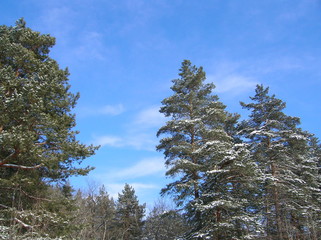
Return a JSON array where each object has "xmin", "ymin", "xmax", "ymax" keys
[
  {"xmin": 0, "ymin": 203, "xmax": 10, "ymax": 209},
  {"xmin": 19, "ymin": 187, "xmax": 52, "ymax": 202},
  {"xmin": 14, "ymin": 217, "xmax": 34, "ymax": 229},
  {"xmin": 0, "ymin": 186, "xmax": 52, "ymax": 202},
  {"xmin": 0, "ymin": 163, "xmax": 43, "ymax": 170}
]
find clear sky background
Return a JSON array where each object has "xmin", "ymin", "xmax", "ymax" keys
[{"xmin": 2, "ymin": 0, "xmax": 321, "ymax": 208}]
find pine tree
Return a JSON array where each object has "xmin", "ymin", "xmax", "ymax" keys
[
  {"xmin": 157, "ymin": 60, "xmax": 259, "ymax": 239},
  {"xmin": 0, "ymin": 19, "xmax": 98, "ymax": 238},
  {"xmin": 239, "ymin": 84, "xmax": 321, "ymax": 239},
  {"xmin": 115, "ymin": 184, "xmax": 145, "ymax": 240},
  {"xmin": 157, "ymin": 60, "xmax": 226, "ymax": 207},
  {"xmin": 194, "ymin": 142, "xmax": 262, "ymax": 240},
  {"xmin": 301, "ymin": 137, "xmax": 321, "ymax": 239}
]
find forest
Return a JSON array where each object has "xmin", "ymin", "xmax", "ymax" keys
[{"xmin": 0, "ymin": 19, "xmax": 320, "ymax": 240}]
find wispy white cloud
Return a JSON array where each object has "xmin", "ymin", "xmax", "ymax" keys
[
  {"xmin": 78, "ymin": 104, "xmax": 125, "ymax": 117},
  {"xmin": 95, "ymin": 135, "xmax": 123, "ymax": 147},
  {"xmin": 134, "ymin": 106, "xmax": 165, "ymax": 128},
  {"xmin": 207, "ymin": 61, "xmax": 258, "ymax": 96},
  {"xmin": 73, "ymin": 31, "xmax": 108, "ymax": 61},
  {"xmin": 124, "ymin": 133, "xmax": 158, "ymax": 151},
  {"xmin": 251, "ymin": 56, "xmax": 304, "ymax": 75},
  {"xmin": 94, "ymin": 133, "xmax": 157, "ymax": 151},
  {"xmin": 36, "ymin": 6, "xmax": 76, "ymax": 44},
  {"xmin": 107, "ymin": 157, "xmax": 165, "ymax": 180},
  {"xmin": 94, "ymin": 157, "xmax": 165, "ymax": 200},
  {"xmin": 99, "ymin": 104, "xmax": 125, "ymax": 115},
  {"xmin": 95, "ymin": 106, "xmax": 164, "ymax": 151},
  {"xmin": 34, "ymin": 2, "xmax": 113, "ymax": 63},
  {"xmin": 210, "ymin": 74, "xmax": 257, "ymax": 95}
]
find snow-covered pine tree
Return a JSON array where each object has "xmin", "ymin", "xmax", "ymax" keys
[
  {"xmin": 239, "ymin": 84, "xmax": 321, "ymax": 239},
  {"xmin": 157, "ymin": 60, "xmax": 260, "ymax": 239},
  {"xmin": 194, "ymin": 141, "xmax": 262, "ymax": 240},
  {"xmin": 301, "ymin": 137, "xmax": 321, "ymax": 239}
]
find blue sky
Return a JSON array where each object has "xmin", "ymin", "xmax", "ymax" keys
[{"xmin": 2, "ymin": 0, "xmax": 321, "ymax": 208}]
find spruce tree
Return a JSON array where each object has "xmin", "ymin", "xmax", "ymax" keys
[
  {"xmin": 115, "ymin": 184, "xmax": 145, "ymax": 240},
  {"xmin": 239, "ymin": 84, "xmax": 321, "ymax": 239},
  {"xmin": 0, "ymin": 19, "xmax": 98, "ymax": 237}
]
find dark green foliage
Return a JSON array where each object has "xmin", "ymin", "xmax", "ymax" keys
[
  {"xmin": 157, "ymin": 60, "xmax": 226, "ymax": 205},
  {"xmin": 115, "ymin": 184, "xmax": 145, "ymax": 240},
  {"xmin": 0, "ymin": 19, "xmax": 98, "ymax": 238},
  {"xmin": 157, "ymin": 60, "xmax": 260, "ymax": 239},
  {"xmin": 239, "ymin": 84, "xmax": 321, "ymax": 239}
]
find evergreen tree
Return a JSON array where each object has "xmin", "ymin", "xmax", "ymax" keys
[
  {"xmin": 194, "ymin": 142, "xmax": 262, "ymax": 240},
  {"xmin": 0, "ymin": 19, "xmax": 98, "ymax": 238},
  {"xmin": 157, "ymin": 60, "xmax": 226, "ymax": 209},
  {"xmin": 239, "ymin": 84, "xmax": 321, "ymax": 239},
  {"xmin": 115, "ymin": 184, "xmax": 145, "ymax": 240},
  {"xmin": 157, "ymin": 60, "xmax": 259, "ymax": 239},
  {"xmin": 300, "ymin": 136, "xmax": 321, "ymax": 238}
]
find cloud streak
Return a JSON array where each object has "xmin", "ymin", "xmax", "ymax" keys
[
  {"xmin": 211, "ymin": 74, "xmax": 257, "ymax": 95},
  {"xmin": 107, "ymin": 157, "xmax": 165, "ymax": 180},
  {"xmin": 38, "ymin": 6, "xmax": 76, "ymax": 41},
  {"xmin": 206, "ymin": 60, "xmax": 258, "ymax": 96},
  {"xmin": 95, "ymin": 106, "xmax": 164, "ymax": 151},
  {"xmin": 78, "ymin": 104, "xmax": 125, "ymax": 117},
  {"xmin": 94, "ymin": 133, "xmax": 157, "ymax": 151},
  {"xmin": 94, "ymin": 157, "xmax": 165, "ymax": 199},
  {"xmin": 95, "ymin": 135, "xmax": 123, "ymax": 147},
  {"xmin": 99, "ymin": 104, "xmax": 125, "ymax": 115},
  {"xmin": 133, "ymin": 106, "xmax": 165, "ymax": 129}
]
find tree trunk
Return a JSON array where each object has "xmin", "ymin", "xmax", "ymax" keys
[
  {"xmin": 271, "ymin": 162, "xmax": 285, "ymax": 240},
  {"xmin": 215, "ymin": 208, "xmax": 222, "ymax": 240}
]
